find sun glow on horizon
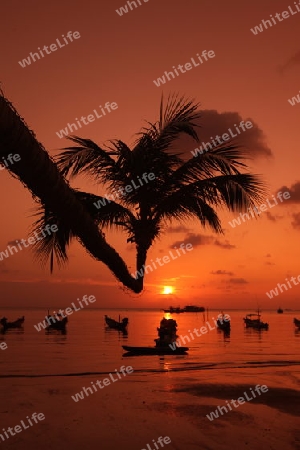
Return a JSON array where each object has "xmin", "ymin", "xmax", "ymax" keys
[{"xmin": 162, "ymin": 286, "xmax": 174, "ymax": 295}]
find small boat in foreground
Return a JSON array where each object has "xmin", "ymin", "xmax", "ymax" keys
[
  {"xmin": 293, "ymin": 318, "xmax": 300, "ymax": 328},
  {"xmin": 122, "ymin": 317, "xmax": 189, "ymax": 356},
  {"xmin": 0, "ymin": 316, "xmax": 25, "ymax": 331},
  {"xmin": 243, "ymin": 309, "xmax": 269, "ymax": 330},
  {"xmin": 122, "ymin": 345, "xmax": 188, "ymax": 355},
  {"xmin": 105, "ymin": 315, "xmax": 128, "ymax": 332}
]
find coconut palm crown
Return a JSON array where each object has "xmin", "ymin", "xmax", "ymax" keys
[{"xmin": 31, "ymin": 94, "xmax": 265, "ymax": 289}]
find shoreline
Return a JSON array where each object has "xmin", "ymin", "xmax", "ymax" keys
[{"xmin": 0, "ymin": 366, "xmax": 299, "ymax": 449}]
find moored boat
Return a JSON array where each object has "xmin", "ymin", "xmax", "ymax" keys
[
  {"xmin": 0, "ymin": 316, "xmax": 25, "ymax": 331},
  {"xmin": 216, "ymin": 313, "xmax": 231, "ymax": 332},
  {"xmin": 243, "ymin": 309, "xmax": 269, "ymax": 330},
  {"xmin": 277, "ymin": 307, "xmax": 283, "ymax": 314},
  {"xmin": 105, "ymin": 315, "xmax": 128, "ymax": 332},
  {"xmin": 45, "ymin": 312, "xmax": 68, "ymax": 332},
  {"xmin": 163, "ymin": 306, "xmax": 183, "ymax": 314},
  {"xmin": 183, "ymin": 305, "xmax": 205, "ymax": 312},
  {"xmin": 293, "ymin": 318, "xmax": 300, "ymax": 328}
]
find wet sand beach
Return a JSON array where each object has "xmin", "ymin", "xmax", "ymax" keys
[{"xmin": 1, "ymin": 365, "xmax": 300, "ymax": 450}]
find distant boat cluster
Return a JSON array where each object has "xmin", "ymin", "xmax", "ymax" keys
[
  {"xmin": 2, "ymin": 309, "xmax": 300, "ymax": 348},
  {"xmin": 163, "ymin": 305, "xmax": 205, "ymax": 314},
  {"xmin": 104, "ymin": 307, "xmax": 300, "ymax": 357},
  {"xmin": 0, "ymin": 312, "xmax": 68, "ymax": 334}
]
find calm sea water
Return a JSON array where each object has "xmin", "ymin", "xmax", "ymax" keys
[{"xmin": 1, "ymin": 309, "xmax": 300, "ymax": 377}]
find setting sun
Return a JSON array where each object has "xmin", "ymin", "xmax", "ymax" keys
[{"xmin": 162, "ymin": 286, "xmax": 174, "ymax": 295}]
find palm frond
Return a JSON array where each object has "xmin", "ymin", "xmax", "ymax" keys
[
  {"xmin": 153, "ymin": 191, "xmax": 222, "ymax": 233},
  {"xmin": 30, "ymin": 206, "xmax": 74, "ymax": 272},
  {"xmin": 74, "ymin": 191, "xmax": 136, "ymax": 231},
  {"xmin": 170, "ymin": 145, "xmax": 247, "ymax": 185},
  {"xmin": 153, "ymin": 172, "xmax": 266, "ymax": 230},
  {"xmin": 159, "ymin": 93, "xmax": 201, "ymax": 141},
  {"xmin": 133, "ymin": 94, "xmax": 201, "ymax": 172},
  {"xmin": 137, "ymin": 94, "xmax": 200, "ymax": 155},
  {"xmin": 55, "ymin": 136, "xmax": 116, "ymax": 180}
]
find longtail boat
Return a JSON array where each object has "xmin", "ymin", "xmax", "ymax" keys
[
  {"xmin": 105, "ymin": 315, "xmax": 128, "ymax": 332},
  {"xmin": 122, "ymin": 317, "xmax": 189, "ymax": 356}
]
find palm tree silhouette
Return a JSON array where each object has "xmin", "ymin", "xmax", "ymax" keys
[{"xmin": 0, "ymin": 92, "xmax": 265, "ymax": 293}]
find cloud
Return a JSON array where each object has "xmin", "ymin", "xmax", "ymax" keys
[
  {"xmin": 264, "ymin": 253, "xmax": 274, "ymax": 265},
  {"xmin": 211, "ymin": 270, "xmax": 234, "ymax": 276},
  {"xmin": 171, "ymin": 233, "xmax": 213, "ymax": 248},
  {"xmin": 0, "ymin": 261, "xmax": 19, "ymax": 275},
  {"xmin": 177, "ymin": 110, "xmax": 272, "ymax": 159},
  {"xmin": 0, "ymin": 268, "xmax": 9, "ymax": 274},
  {"xmin": 291, "ymin": 212, "xmax": 300, "ymax": 229},
  {"xmin": 265, "ymin": 212, "xmax": 276, "ymax": 222},
  {"xmin": 265, "ymin": 212, "xmax": 283, "ymax": 222},
  {"xmin": 279, "ymin": 50, "xmax": 300, "ymax": 73},
  {"xmin": 275, "ymin": 181, "xmax": 300, "ymax": 204},
  {"xmin": 167, "ymin": 225, "xmax": 191, "ymax": 233},
  {"xmin": 228, "ymin": 278, "xmax": 248, "ymax": 284},
  {"xmin": 7, "ymin": 239, "xmax": 21, "ymax": 246},
  {"xmin": 214, "ymin": 239, "xmax": 236, "ymax": 249},
  {"xmin": 220, "ymin": 277, "xmax": 248, "ymax": 287},
  {"xmin": 171, "ymin": 233, "xmax": 235, "ymax": 250}
]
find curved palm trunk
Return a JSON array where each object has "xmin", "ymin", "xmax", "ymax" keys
[
  {"xmin": 136, "ymin": 245, "xmax": 148, "ymax": 280},
  {"xmin": 0, "ymin": 93, "xmax": 142, "ymax": 293},
  {"xmin": 135, "ymin": 213, "xmax": 153, "ymax": 283}
]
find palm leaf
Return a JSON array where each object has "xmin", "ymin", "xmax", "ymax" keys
[
  {"xmin": 75, "ymin": 191, "xmax": 136, "ymax": 231},
  {"xmin": 152, "ymin": 189, "xmax": 222, "ymax": 233},
  {"xmin": 55, "ymin": 136, "xmax": 116, "ymax": 179},
  {"xmin": 30, "ymin": 206, "xmax": 74, "ymax": 272}
]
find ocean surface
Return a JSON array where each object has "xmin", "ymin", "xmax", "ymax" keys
[{"xmin": 1, "ymin": 309, "xmax": 300, "ymax": 378}]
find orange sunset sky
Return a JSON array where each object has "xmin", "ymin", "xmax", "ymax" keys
[{"xmin": 1, "ymin": 0, "xmax": 300, "ymax": 309}]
